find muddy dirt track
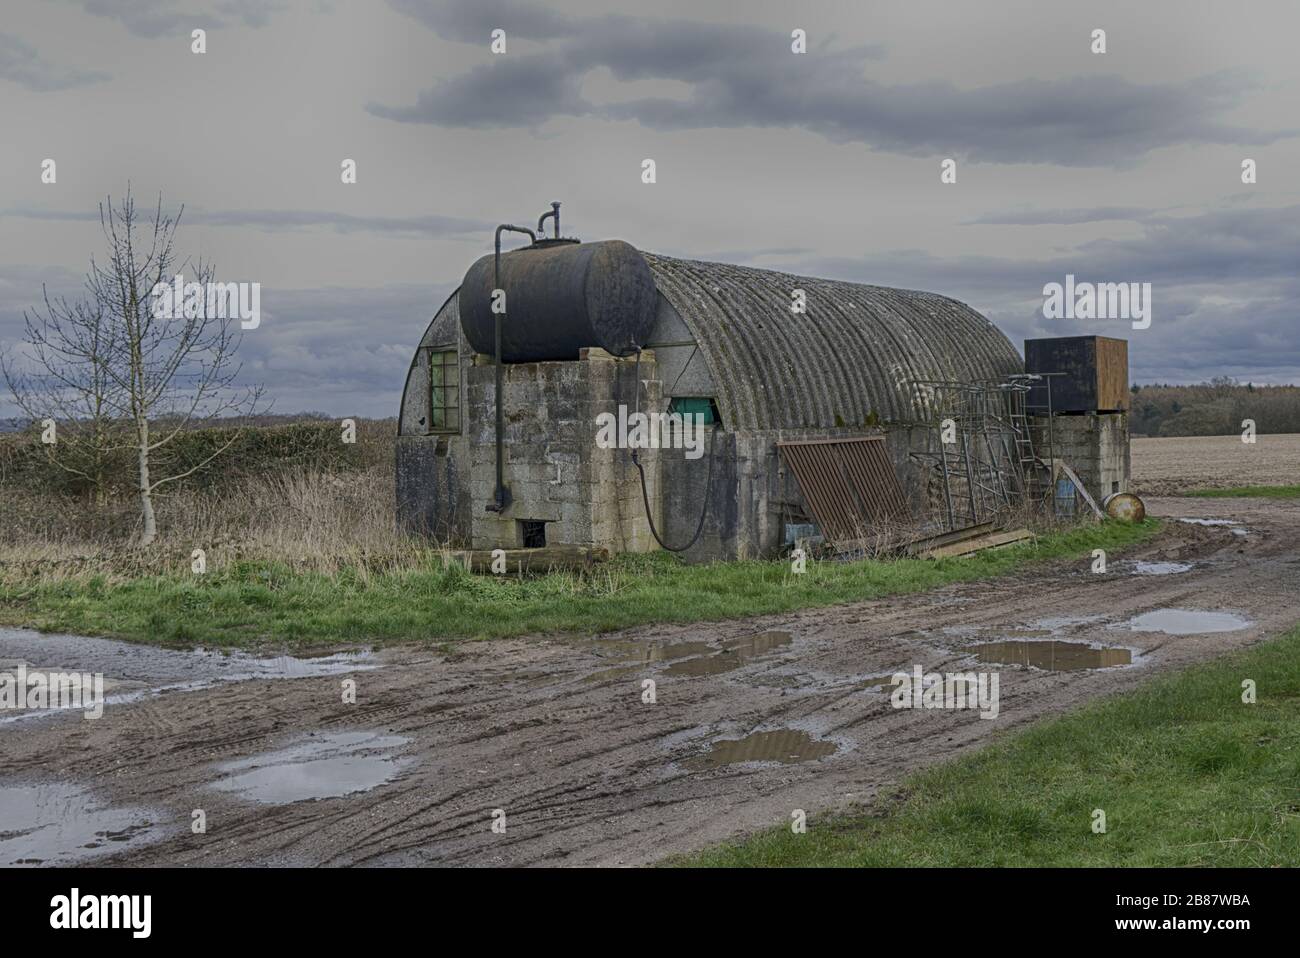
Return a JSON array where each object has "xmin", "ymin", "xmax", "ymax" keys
[{"xmin": 3, "ymin": 496, "xmax": 1299, "ymax": 867}]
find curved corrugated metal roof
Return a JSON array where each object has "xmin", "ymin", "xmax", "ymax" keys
[{"xmin": 642, "ymin": 252, "xmax": 1022, "ymax": 431}]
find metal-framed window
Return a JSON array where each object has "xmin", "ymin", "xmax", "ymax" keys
[{"xmin": 428, "ymin": 348, "xmax": 460, "ymax": 433}]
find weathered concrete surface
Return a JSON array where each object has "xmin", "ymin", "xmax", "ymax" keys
[
  {"xmin": 2, "ymin": 496, "xmax": 1295, "ymax": 867},
  {"xmin": 1035, "ymin": 412, "xmax": 1131, "ymax": 505},
  {"xmin": 463, "ymin": 351, "xmax": 662, "ymax": 552}
]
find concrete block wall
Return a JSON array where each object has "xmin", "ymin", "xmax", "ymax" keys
[
  {"xmin": 1033, "ymin": 412, "xmax": 1130, "ymax": 505},
  {"xmin": 465, "ymin": 351, "xmax": 662, "ymax": 552},
  {"xmin": 398, "ymin": 330, "xmax": 937, "ymax": 561}
]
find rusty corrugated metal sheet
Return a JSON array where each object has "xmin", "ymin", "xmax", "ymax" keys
[
  {"xmin": 778, "ymin": 437, "xmax": 910, "ymax": 547},
  {"xmin": 643, "ymin": 253, "xmax": 1022, "ymax": 431}
]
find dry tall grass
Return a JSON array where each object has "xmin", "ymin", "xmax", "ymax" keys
[{"xmin": 0, "ymin": 465, "xmax": 435, "ymax": 582}]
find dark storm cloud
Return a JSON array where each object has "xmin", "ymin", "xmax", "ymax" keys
[
  {"xmin": 70, "ymin": 0, "xmax": 287, "ymax": 38},
  {"xmin": 218, "ymin": 205, "xmax": 1300, "ymax": 406},
  {"xmin": 7, "ymin": 0, "xmax": 1299, "ymax": 417},
  {"xmin": 387, "ymin": 0, "xmax": 576, "ymax": 43},
  {"xmin": 0, "ymin": 264, "xmax": 86, "ymax": 324},
  {"xmin": 793, "ymin": 206, "xmax": 1300, "ymax": 293},
  {"xmin": 374, "ymin": 1, "xmax": 1291, "ymax": 166},
  {"xmin": 1075, "ymin": 206, "xmax": 1300, "ymax": 285},
  {"xmin": 0, "ymin": 264, "xmax": 95, "ymax": 413},
  {"xmin": 0, "ymin": 32, "xmax": 108, "ymax": 90},
  {"xmin": 964, "ymin": 206, "xmax": 1153, "ymax": 226},
  {"xmin": 6, "ymin": 203, "xmax": 1297, "ymax": 419},
  {"xmin": 3, "ymin": 206, "xmax": 494, "ymax": 238},
  {"xmin": 784, "ymin": 204, "xmax": 1300, "ymax": 384},
  {"xmin": 368, "ymin": 50, "xmax": 591, "ymax": 127},
  {"xmin": 213, "ymin": 0, "xmax": 287, "ymax": 28},
  {"xmin": 216, "ymin": 283, "xmax": 455, "ymax": 417}
]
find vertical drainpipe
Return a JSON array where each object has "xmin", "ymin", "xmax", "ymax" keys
[{"xmin": 486, "ymin": 224, "xmax": 537, "ymax": 513}]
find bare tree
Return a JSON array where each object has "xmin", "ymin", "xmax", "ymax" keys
[
  {"xmin": 7, "ymin": 188, "xmax": 265, "ymax": 545},
  {"xmin": 94, "ymin": 189, "xmax": 266, "ymax": 544},
  {"xmin": 2, "ymin": 287, "xmax": 127, "ymax": 505}
]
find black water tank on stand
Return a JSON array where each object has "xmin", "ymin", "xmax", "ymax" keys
[{"xmin": 459, "ymin": 239, "xmax": 658, "ymax": 362}]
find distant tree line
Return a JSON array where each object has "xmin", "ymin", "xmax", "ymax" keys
[{"xmin": 1130, "ymin": 378, "xmax": 1300, "ymax": 436}]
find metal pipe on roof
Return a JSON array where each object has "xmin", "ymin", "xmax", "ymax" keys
[
  {"xmin": 485, "ymin": 223, "xmax": 537, "ymax": 514},
  {"xmin": 537, "ymin": 201, "xmax": 561, "ymax": 239}
]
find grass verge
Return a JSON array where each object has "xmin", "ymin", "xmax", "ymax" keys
[
  {"xmin": 679, "ymin": 622, "xmax": 1300, "ymax": 867},
  {"xmin": 1189, "ymin": 485, "xmax": 1300, "ymax": 499},
  {"xmin": 0, "ymin": 520, "xmax": 1159, "ymax": 650}
]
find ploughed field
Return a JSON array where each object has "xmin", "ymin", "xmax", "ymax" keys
[{"xmin": 1132, "ymin": 433, "xmax": 1300, "ymax": 496}]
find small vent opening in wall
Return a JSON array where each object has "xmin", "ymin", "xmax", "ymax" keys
[{"xmin": 520, "ymin": 520, "xmax": 547, "ymax": 548}]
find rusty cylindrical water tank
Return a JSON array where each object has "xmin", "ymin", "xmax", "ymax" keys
[{"xmin": 458, "ymin": 239, "xmax": 658, "ymax": 362}]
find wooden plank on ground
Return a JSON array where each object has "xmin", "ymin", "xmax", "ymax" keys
[
  {"xmin": 904, "ymin": 521, "xmax": 998, "ymax": 556},
  {"xmin": 920, "ymin": 528, "xmax": 1035, "ymax": 559},
  {"xmin": 448, "ymin": 545, "xmax": 611, "ymax": 574}
]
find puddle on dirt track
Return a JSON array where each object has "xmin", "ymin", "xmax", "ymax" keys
[
  {"xmin": 1029, "ymin": 615, "xmax": 1106, "ymax": 632},
  {"xmin": 859, "ymin": 674, "xmax": 902, "ymax": 692},
  {"xmin": 663, "ymin": 631, "xmax": 793, "ymax": 677},
  {"xmin": 1125, "ymin": 608, "xmax": 1252, "ymax": 635},
  {"xmin": 210, "ymin": 731, "xmax": 411, "ymax": 805},
  {"xmin": 581, "ymin": 630, "xmax": 794, "ymax": 681},
  {"xmin": 1133, "ymin": 561, "xmax": 1194, "ymax": 576},
  {"xmin": 685, "ymin": 729, "xmax": 837, "ymax": 770},
  {"xmin": 581, "ymin": 639, "xmax": 715, "ymax": 682},
  {"xmin": 0, "ymin": 781, "xmax": 164, "ymax": 866},
  {"xmin": 588, "ymin": 639, "xmax": 715, "ymax": 663},
  {"xmin": 0, "ymin": 629, "xmax": 376, "ymax": 682},
  {"xmin": 970, "ymin": 640, "xmax": 1134, "ymax": 670},
  {"xmin": 0, "ymin": 629, "xmax": 378, "ymax": 725},
  {"xmin": 214, "ymin": 651, "xmax": 377, "ymax": 682},
  {"xmin": 1176, "ymin": 518, "xmax": 1249, "ymax": 536},
  {"xmin": 861, "ymin": 672, "xmax": 981, "ymax": 693}
]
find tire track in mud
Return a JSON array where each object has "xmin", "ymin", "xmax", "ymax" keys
[{"xmin": 3, "ymin": 496, "xmax": 1298, "ymax": 867}]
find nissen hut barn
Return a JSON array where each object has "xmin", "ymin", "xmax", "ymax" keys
[{"xmin": 396, "ymin": 204, "xmax": 1127, "ymax": 561}]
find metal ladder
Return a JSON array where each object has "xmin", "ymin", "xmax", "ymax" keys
[
  {"xmin": 1004, "ymin": 376, "xmax": 1052, "ymax": 506},
  {"xmin": 1009, "ymin": 408, "xmax": 1047, "ymax": 501}
]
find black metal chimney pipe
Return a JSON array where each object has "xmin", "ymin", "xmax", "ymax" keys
[
  {"xmin": 537, "ymin": 201, "xmax": 561, "ymax": 239},
  {"xmin": 485, "ymin": 223, "xmax": 537, "ymax": 513}
]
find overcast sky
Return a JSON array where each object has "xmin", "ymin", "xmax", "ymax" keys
[{"xmin": 2, "ymin": 0, "xmax": 1297, "ymax": 418}]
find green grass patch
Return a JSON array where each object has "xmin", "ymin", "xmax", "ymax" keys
[
  {"xmin": 679, "ymin": 622, "xmax": 1300, "ymax": 868},
  {"xmin": 0, "ymin": 520, "xmax": 1159, "ymax": 650},
  {"xmin": 1188, "ymin": 485, "xmax": 1300, "ymax": 499}
]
